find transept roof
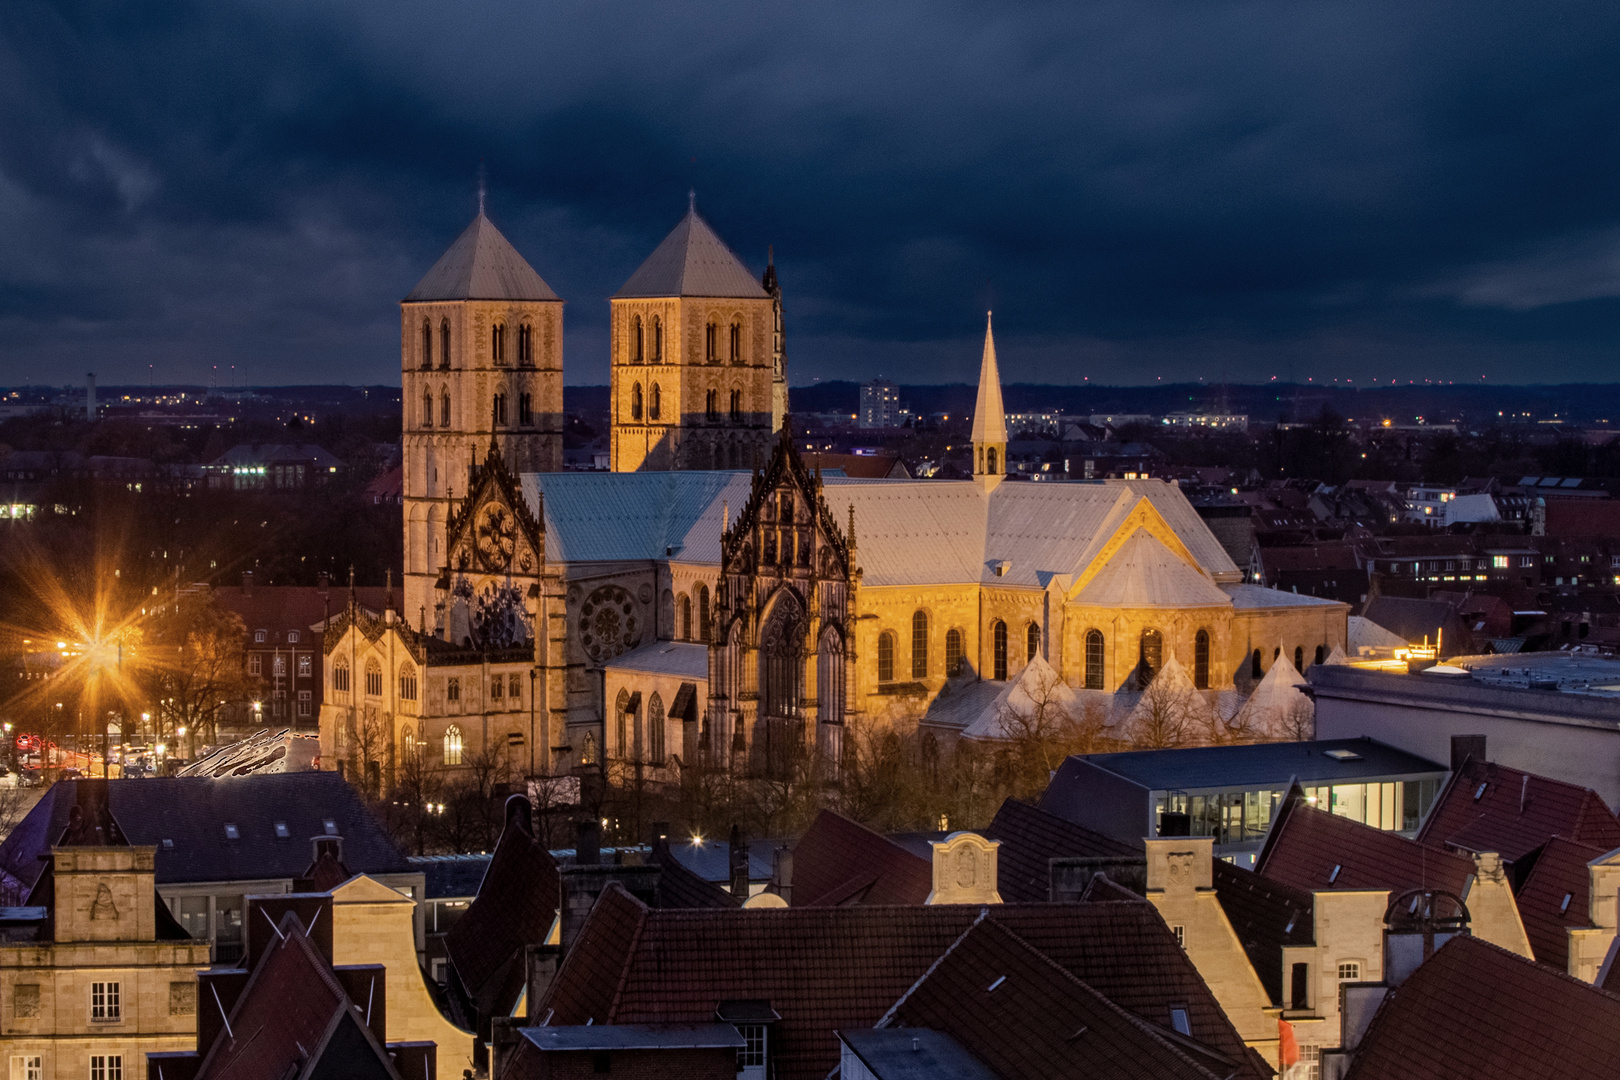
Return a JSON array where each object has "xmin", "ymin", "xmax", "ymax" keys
[{"xmin": 405, "ymin": 212, "xmax": 560, "ymax": 302}]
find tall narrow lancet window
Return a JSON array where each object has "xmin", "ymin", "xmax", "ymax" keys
[
  {"xmin": 987, "ymin": 447, "xmax": 998, "ymax": 475},
  {"xmin": 680, "ymin": 595, "xmax": 692, "ymax": 640},
  {"xmin": 697, "ymin": 584, "xmax": 710, "ymax": 642},
  {"xmin": 946, "ymin": 629, "xmax": 964, "ymax": 677},
  {"xmin": 1195, "ymin": 630, "xmax": 1210, "ymax": 690},
  {"xmin": 730, "ymin": 321, "xmax": 742, "ymax": 363},
  {"xmin": 1295, "ymin": 646, "xmax": 1304, "ymax": 672},
  {"xmin": 422, "ymin": 321, "xmax": 433, "ymax": 369},
  {"xmin": 992, "ymin": 621, "xmax": 1008, "ymax": 680},
  {"xmin": 1027, "ymin": 622, "xmax": 1040, "ymax": 662},
  {"xmin": 878, "ymin": 632, "xmax": 895, "ymax": 684},
  {"xmin": 911, "ymin": 611, "xmax": 929, "ymax": 679},
  {"xmin": 631, "ymin": 315, "xmax": 644, "ymax": 362},
  {"xmin": 729, "ymin": 390, "xmax": 741, "ymax": 421},
  {"xmin": 818, "ymin": 626, "xmax": 846, "ymax": 728},
  {"xmin": 440, "ymin": 392, "xmax": 451, "ymax": 428},
  {"xmin": 492, "ymin": 323, "xmax": 507, "ymax": 365},
  {"xmin": 649, "ymin": 383, "xmax": 661, "ymax": 421},
  {"xmin": 652, "ymin": 317, "xmax": 662, "ymax": 361},
  {"xmin": 518, "ymin": 323, "xmax": 533, "ymax": 366},
  {"xmin": 761, "ymin": 598, "xmax": 803, "ymax": 719},
  {"xmin": 1140, "ymin": 629, "xmax": 1163, "ymax": 680},
  {"xmin": 423, "ymin": 390, "xmax": 434, "ymax": 428},
  {"xmin": 1252, "ymin": 649, "xmax": 1263, "ymax": 679},
  {"xmin": 519, "ymin": 393, "xmax": 533, "ymax": 426},
  {"xmin": 1085, "ymin": 630, "xmax": 1105, "ymax": 689},
  {"xmin": 706, "ymin": 322, "xmax": 718, "ymax": 362},
  {"xmin": 631, "ymin": 382, "xmax": 643, "ymax": 421},
  {"xmin": 440, "ymin": 321, "xmax": 451, "ymax": 368},
  {"xmin": 648, "ymin": 693, "xmax": 666, "ymax": 764}
]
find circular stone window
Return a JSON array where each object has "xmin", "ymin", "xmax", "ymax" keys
[{"xmin": 579, "ymin": 585, "xmax": 640, "ymax": 663}]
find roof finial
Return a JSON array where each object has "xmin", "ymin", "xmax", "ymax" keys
[
  {"xmin": 768, "ymin": 244, "xmax": 774, "ymax": 267},
  {"xmin": 689, "ymin": 188, "xmax": 696, "ymax": 213},
  {"xmin": 478, "ymin": 161, "xmax": 487, "ymax": 216}
]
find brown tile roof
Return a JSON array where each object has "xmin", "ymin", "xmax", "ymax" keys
[
  {"xmin": 444, "ymin": 798, "xmax": 561, "ymax": 1020},
  {"xmin": 541, "ymin": 891, "xmax": 1266, "ymax": 1080},
  {"xmin": 1079, "ymin": 873, "xmax": 1147, "ymax": 903},
  {"xmin": 882, "ymin": 917, "xmax": 1225, "ymax": 1080},
  {"xmin": 1256, "ymin": 794, "xmax": 1475, "ymax": 899},
  {"xmin": 1513, "ymin": 836, "xmax": 1607, "ymax": 971},
  {"xmin": 983, "ymin": 798, "xmax": 1135, "ymax": 903},
  {"xmin": 1417, "ymin": 758, "xmax": 1620, "ymax": 869},
  {"xmin": 1343, "ymin": 934, "xmax": 1620, "ymax": 1080},
  {"xmin": 790, "ymin": 809, "xmax": 932, "ymax": 907},
  {"xmin": 649, "ymin": 839, "xmax": 742, "ymax": 909},
  {"xmin": 1211, "ymin": 860, "xmax": 1315, "ymax": 1005}
]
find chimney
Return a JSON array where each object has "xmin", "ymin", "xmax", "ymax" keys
[
  {"xmin": 241, "ymin": 571, "xmax": 253, "ymax": 596},
  {"xmin": 85, "ymin": 373, "xmax": 96, "ymax": 422},
  {"xmin": 575, "ymin": 819, "xmax": 601, "ymax": 866},
  {"xmin": 728, "ymin": 824, "xmax": 750, "ymax": 900},
  {"xmin": 771, "ymin": 846, "xmax": 793, "ymax": 905}
]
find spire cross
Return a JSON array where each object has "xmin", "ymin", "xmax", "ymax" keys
[
  {"xmin": 689, "ymin": 188, "xmax": 696, "ymax": 213},
  {"xmin": 478, "ymin": 162, "xmax": 487, "ymax": 215}
]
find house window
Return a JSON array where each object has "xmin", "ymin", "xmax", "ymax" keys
[
  {"xmin": 89, "ymin": 1058, "xmax": 121, "ymax": 1080},
  {"xmin": 737, "ymin": 1025, "xmax": 767, "ymax": 1075},
  {"xmin": 1168, "ymin": 1007, "xmax": 1191, "ymax": 1036},
  {"xmin": 297, "ymin": 655, "xmax": 311, "ymax": 678},
  {"xmin": 1338, "ymin": 961, "xmax": 1361, "ymax": 980},
  {"xmin": 273, "ymin": 821, "xmax": 289, "ymax": 839},
  {"xmin": 878, "ymin": 632, "xmax": 895, "ymax": 683},
  {"xmin": 91, "ymin": 981, "xmax": 121, "ymax": 1022},
  {"xmin": 911, "ymin": 611, "xmax": 929, "ymax": 679},
  {"xmin": 1026, "ymin": 621, "xmax": 1040, "ymax": 662},
  {"xmin": 992, "ymin": 620, "xmax": 1008, "ymax": 680},
  {"xmin": 287, "ymin": 631, "xmax": 299, "ymax": 644},
  {"xmin": 1300, "ymin": 1044, "xmax": 1321, "ymax": 1080},
  {"xmin": 1172, "ymin": 925, "xmax": 1185, "ymax": 947},
  {"xmin": 443, "ymin": 725, "xmax": 464, "ymax": 766},
  {"xmin": 365, "ymin": 661, "xmax": 382, "ymax": 697},
  {"xmin": 272, "ymin": 656, "xmax": 285, "ymax": 677},
  {"xmin": 254, "ymin": 630, "xmax": 266, "ymax": 643},
  {"xmin": 1194, "ymin": 629, "xmax": 1210, "ymax": 689},
  {"xmin": 399, "ymin": 664, "xmax": 418, "ymax": 701},
  {"xmin": 1085, "ymin": 630, "xmax": 1105, "ymax": 689},
  {"xmin": 447, "ymin": 677, "xmax": 460, "ymax": 702},
  {"xmin": 10, "ymin": 1056, "xmax": 41, "ymax": 1080},
  {"xmin": 945, "ymin": 628, "xmax": 964, "ymax": 678},
  {"xmin": 248, "ymin": 655, "xmax": 263, "ymax": 677}
]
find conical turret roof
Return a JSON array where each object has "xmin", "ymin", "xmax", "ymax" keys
[
  {"xmin": 614, "ymin": 204, "xmax": 768, "ymax": 299},
  {"xmin": 405, "ymin": 213, "xmax": 559, "ymax": 302},
  {"xmin": 971, "ymin": 313, "xmax": 1008, "ymax": 445}
]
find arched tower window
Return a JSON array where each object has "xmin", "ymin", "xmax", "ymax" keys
[
  {"xmin": 1085, "ymin": 630, "xmax": 1105, "ymax": 689},
  {"xmin": 399, "ymin": 662, "xmax": 418, "ymax": 701},
  {"xmin": 987, "ymin": 447, "xmax": 999, "ymax": 475},
  {"xmin": 1314, "ymin": 644, "xmax": 1326, "ymax": 667},
  {"xmin": 648, "ymin": 692, "xmax": 666, "ymax": 765},
  {"xmin": 705, "ymin": 389, "xmax": 718, "ymax": 421},
  {"xmin": 651, "ymin": 316, "xmax": 662, "ymax": 361},
  {"xmin": 421, "ymin": 320, "xmax": 433, "ymax": 369},
  {"xmin": 440, "ymin": 391, "xmax": 451, "ymax": 428},
  {"xmin": 945, "ymin": 628, "xmax": 964, "ymax": 677},
  {"xmin": 1294, "ymin": 646, "xmax": 1304, "ymax": 671},
  {"xmin": 1139, "ymin": 629, "xmax": 1163, "ymax": 680},
  {"xmin": 364, "ymin": 659, "xmax": 382, "ymax": 697},
  {"xmin": 443, "ymin": 725, "xmax": 463, "ymax": 766},
  {"xmin": 492, "ymin": 322, "xmax": 507, "ymax": 365},
  {"xmin": 518, "ymin": 322, "xmax": 533, "ymax": 366},
  {"xmin": 679, "ymin": 594, "xmax": 692, "ymax": 640},
  {"xmin": 631, "ymin": 315, "xmax": 644, "ymax": 362},
  {"xmin": 729, "ymin": 390, "xmax": 741, "ymax": 421},
  {"xmin": 697, "ymin": 584, "xmax": 711, "ymax": 643},
  {"xmin": 631, "ymin": 382, "xmax": 643, "ymax": 421},
  {"xmin": 877, "ymin": 631, "xmax": 896, "ymax": 684},
  {"xmin": 422, "ymin": 390, "xmax": 434, "ymax": 428},
  {"xmin": 705, "ymin": 321, "xmax": 718, "ymax": 362},
  {"xmin": 1027, "ymin": 621, "xmax": 1040, "ymax": 662},
  {"xmin": 493, "ymin": 393, "xmax": 508, "ymax": 426},
  {"xmin": 1194, "ymin": 630, "xmax": 1210, "ymax": 690},
  {"xmin": 440, "ymin": 321, "xmax": 451, "ymax": 369},
  {"xmin": 649, "ymin": 383, "xmax": 662, "ymax": 421},
  {"xmin": 911, "ymin": 611, "xmax": 928, "ymax": 679},
  {"xmin": 730, "ymin": 321, "xmax": 742, "ymax": 363},
  {"xmin": 1252, "ymin": 649, "xmax": 1263, "ymax": 679},
  {"xmin": 992, "ymin": 621, "xmax": 1008, "ymax": 680}
]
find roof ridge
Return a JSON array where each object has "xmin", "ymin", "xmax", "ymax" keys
[
  {"xmin": 604, "ymin": 885, "xmax": 649, "ymax": 1022},
  {"xmin": 874, "ymin": 906, "xmax": 990, "ymax": 1028}
]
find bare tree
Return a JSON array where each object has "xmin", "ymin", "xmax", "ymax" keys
[
  {"xmin": 1128, "ymin": 672, "xmax": 1204, "ymax": 749},
  {"xmin": 142, "ymin": 592, "xmax": 257, "ymax": 752}
]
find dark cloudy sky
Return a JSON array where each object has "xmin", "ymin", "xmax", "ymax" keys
[{"xmin": 4, "ymin": 1, "xmax": 1620, "ymax": 388}]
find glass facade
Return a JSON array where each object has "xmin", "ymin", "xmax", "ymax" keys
[{"xmin": 1155, "ymin": 776, "xmax": 1441, "ymax": 850}]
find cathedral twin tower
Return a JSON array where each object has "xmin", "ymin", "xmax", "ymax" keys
[{"xmin": 399, "ymin": 201, "xmax": 789, "ymax": 602}]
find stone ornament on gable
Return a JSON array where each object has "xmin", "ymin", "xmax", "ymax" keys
[
  {"xmin": 926, "ymin": 832, "xmax": 1002, "ymax": 906},
  {"xmin": 1166, "ymin": 851, "xmax": 1195, "ymax": 888},
  {"xmin": 90, "ymin": 882, "xmax": 119, "ymax": 921}
]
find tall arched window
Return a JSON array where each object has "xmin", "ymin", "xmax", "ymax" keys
[
  {"xmin": 992, "ymin": 620, "xmax": 1008, "ymax": 680},
  {"xmin": 1252, "ymin": 649, "xmax": 1263, "ymax": 679},
  {"xmin": 422, "ymin": 390, "xmax": 434, "ymax": 428},
  {"xmin": 1294, "ymin": 646, "xmax": 1304, "ymax": 671},
  {"xmin": 760, "ymin": 596, "xmax": 802, "ymax": 719},
  {"xmin": 365, "ymin": 660, "xmax": 382, "ymax": 697},
  {"xmin": 1314, "ymin": 644, "xmax": 1326, "ymax": 667},
  {"xmin": 1027, "ymin": 622, "xmax": 1040, "ymax": 662},
  {"xmin": 729, "ymin": 390, "xmax": 741, "ymax": 421},
  {"xmin": 440, "ymin": 321, "xmax": 451, "ymax": 369},
  {"xmin": 399, "ymin": 662, "xmax": 418, "ymax": 701},
  {"xmin": 705, "ymin": 322, "xmax": 718, "ymax": 362},
  {"xmin": 401, "ymin": 729, "xmax": 416, "ymax": 762},
  {"xmin": 697, "ymin": 584, "xmax": 711, "ymax": 643},
  {"xmin": 421, "ymin": 320, "xmax": 433, "ymax": 369},
  {"xmin": 730, "ymin": 321, "xmax": 742, "ymax": 363},
  {"xmin": 518, "ymin": 323, "xmax": 533, "ymax": 365},
  {"xmin": 333, "ymin": 661, "xmax": 350, "ymax": 694},
  {"xmin": 651, "ymin": 316, "xmax": 662, "ymax": 360},
  {"xmin": 1085, "ymin": 630, "xmax": 1105, "ymax": 689},
  {"xmin": 679, "ymin": 594, "xmax": 692, "ymax": 640},
  {"xmin": 493, "ymin": 393, "xmax": 508, "ymax": 426},
  {"xmin": 705, "ymin": 389, "xmax": 718, "ymax": 421},
  {"xmin": 911, "ymin": 611, "xmax": 928, "ymax": 679},
  {"xmin": 440, "ymin": 391, "xmax": 451, "ymax": 428},
  {"xmin": 1194, "ymin": 630, "xmax": 1210, "ymax": 690},
  {"xmin": 877, "ymin": 631, "xmax": 896, "ymax": 683},
  {"xmin": 649, "ymin": 383, "xmax": 661, "ymax": 421},
  {"xmin": 443, "ymin": 725, "xmax": 463, "ymax": 766},
  {"xmin": 987, "ymin": 447, "xmax": 998, "ymax": 474},
  {"xmin": 1139, "ymin": 629, "xmax": 1163, "ymax": 680},
  {"xmin": 648, "ymin": 692, "xmax": 666, "ymax": 764},
  {"xmin": 615, "ymin": 689, "xmax": 630, "ymax": 759},
  {"xmin": 492, "ymin": 322, "xmax": 507, "ymax": 365},
  {"xmin": 631, "ymin": 382, "xmax": 643, "ymax": 421},
  {"xmin": 631, "ymin": 315, "xmax": 644, "ymax": 362},
  {"xmin": 945, "ymin": 628, "xmax": 964, "ymax": 677},
  {"xmin": 818, "ymin": 626, "xmax": 846, "ymax": 728}
]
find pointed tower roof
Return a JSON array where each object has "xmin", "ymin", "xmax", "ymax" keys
[
  {"xmin": 405, "ymin": 213, "xmax": 559, "ymax": 302},
  {"xmin": 970, "ymin": 312, "xmax": 1008, "ymax": 445},
  {"xmin": 614, "ymin": 203, "xmax": 769, "ymax": 299}
]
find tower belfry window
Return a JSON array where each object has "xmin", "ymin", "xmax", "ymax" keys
[
  {"xmin": 440, "ymin": 392, "xmax": 451, "ymax": 428},
  {"xmin": 631, "ymin": 315, "xmax": 644, "ymax": 362},
  {"xmin": 492, "ymin": 323, "xmax": 507, "ymax": 365},
  {"xmin": 494, "ymin": 393, "xmax": 508, "ymax": 426},
  {"xmin": 631, "ymin": 382, "xmax": 644, "ymax": 422},
  {"xmin": 729, "ymin": 390, "xmax": 741, "ymax": 421},
  {"xmin": 652, "ymin": 316, "xmax": 662, "ymax": 361},
  {"xmin": 650, "ymin": 383, "xmax": 662, "ymax": 421},
  {"xmin": 519, "ymin": 392, "xmax": 533, "ymax": 426},
  {"xmin": 440, "ymin": 321, "xmax": 451, "ymax": 369},
  {"xmin": 421, "ymin": 320, "xmax": 433, "ymax": 369},
  {"xmin": 706, "ymin": 322, "xmax": 718, "ymax": 363},
  {"xmin": 730, "ymin": 321, "xmax": 742, "ymax": 363},
  {"xmin": 518, "ymin": 323, "xmax": 533, "ymax": 366},
  {"xmin": 422, "ymin": 390, "xmax": 434, "ymax": 428}
]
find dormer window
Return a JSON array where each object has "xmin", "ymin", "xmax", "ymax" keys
[
  {"xmin": 274, "ymin": 822, "xmax": 289, "ymax": 839},
  {"xmin": 223, "ymin": 823, "xmax": 240, "ymax": 841},
  {"xmin": 287, "ymin": 631, "xmax": 299, "ymax": 644},
  {"xmin": 162, "ymin": 838, "xmax": 174, "ymax": 851},
  {"xmin": 254, "ymin": 630, "xmax": 267, "ymax": 643},
  {"xmin": 1168, "ymin": 1006, "xmax": 1191, "ymax": 1036},
  {"xmin": 323, "ymin": 819, "xmax": 338, "ymax": 836}
]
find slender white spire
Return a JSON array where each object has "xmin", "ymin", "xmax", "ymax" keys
[{"xmin": 971, "ymin": 311, "xmax": 1007, "ymax": 446}]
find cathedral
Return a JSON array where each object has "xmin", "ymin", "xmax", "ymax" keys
[{"xmin": 320, "ymin": 203, "xmax": 1348, "ymax": 786}]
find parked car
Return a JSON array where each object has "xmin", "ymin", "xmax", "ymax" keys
[
  {"xmin": 18, "ymin": 768, "xmax": 43, "ymax": 788},
  {"xmin": 58, "ymin": 767, "xmax": 84, "ymax": 781}
]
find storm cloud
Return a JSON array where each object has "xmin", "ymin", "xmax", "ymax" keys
[{"xmin": 2, "ymin": 0, "xmax": 1619, "ymax": 386}]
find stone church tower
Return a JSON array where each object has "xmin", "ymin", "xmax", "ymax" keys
[
  {"xmin": 609, "ymin": 199, "xmax": 781, "ymax": 472},
  {"xmin": 971, "ymin": 312, "xmax": 1007, "ymax": 491},
  {"xmin": 401, "ymin": 211, "xmax": 564, "ymax": 620}
]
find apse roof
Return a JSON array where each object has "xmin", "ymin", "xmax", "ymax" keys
[{"xmin": 405, "ymin": 213, "xmax": 560, "ymax": 302}]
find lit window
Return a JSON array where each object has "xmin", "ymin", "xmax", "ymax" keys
[
  {"xmin": 298, "ymin": 656, "xmax": 311, "ymax": 678},
  {"xmin": 11, "ymin": 1056, "xmax": 41, "ymax": 1080},
  {"xmin": 444, "ymin": 726, "xmax": 464, "ymax": 766},
  {"xmin": 90, "ymin": 981, "xmax": 121, "ymax": 1022},
  {"xmin": 1493, "ymin": 555, "xmax": 1508, "ymax": 569}
]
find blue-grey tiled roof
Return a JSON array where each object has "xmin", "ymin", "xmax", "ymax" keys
[{"xmin": 1072, "ymin": 737, "xmax": 1446, "ymax": 792}]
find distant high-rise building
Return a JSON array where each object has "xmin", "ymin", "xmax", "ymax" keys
[{"xmin": 860, "ymin": 379, "xmax": 901, "ymax": 429}]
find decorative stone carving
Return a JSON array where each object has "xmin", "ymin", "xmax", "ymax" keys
[{"xmin": 926, "ymin": 832, "xmax": 1001, "ymax": 905}]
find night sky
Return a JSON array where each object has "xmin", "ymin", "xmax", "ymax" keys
[{"xmin": 4, "ymin": 1, "xmax": 1620, "ymax": 387}]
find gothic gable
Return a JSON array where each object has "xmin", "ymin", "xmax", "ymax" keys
[
  {"xmin": 721, "ymin": 428, "xmax": 850, "ymax": 579},
  {"xmin": 446, "ymin": 437, "xmax": 545, "ymax": 578},
  {"xmin": 1066, "ymin": 495, "xmax": 1207, "ymax": 601}
]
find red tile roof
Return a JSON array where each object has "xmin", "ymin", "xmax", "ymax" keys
[
  {"xmin": 1513, "ymin": 836, "xmax": 1607, "ymax": 971},
  {"xmin": 649, "ymin": 839, "xmax": 741, "ymax": 909},
  {"xmin": 882, "ymin": 917, "xmax": 1225, "ymax": 1080},
  {"xmin": 1344, "ymin": 935, "xmax": 1620, "ymax": 1080},
  {"xmin": 540, "ymin": 890, "xmax": 1266, "ymax": 1080},
  {"xmin": 1212, "ymin": 860, "xmax": 1315, "ymax": 1006},
  {"xmin": 790, "ymin": 809, "xmax": 932, "ymax": 907},
  {"xmin": 1417, "ymin": 758, "xmax": 1620, "ymax": 868},
  {"xmin": 1257, "ymin": 794, "xmax": 1475, "ymax": 899},
  {"xmin": 984, "ymin": 798, "xmax": 1135, "ymax": 904}
]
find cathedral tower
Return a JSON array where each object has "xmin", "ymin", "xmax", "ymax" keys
[
  {"xmin": 971, "ymin": 312, "xmax": 1007, "ymax": 490},
  {"xmin": 609, "ymin": 198, "xmax": 779, "ymax": 472},
  {"xmin": 401, "ymin": 211, "xmax": 564, "ymax": 619}
]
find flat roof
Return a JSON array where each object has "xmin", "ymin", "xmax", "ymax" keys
[
  {"xmin": 1079, "ymin": 737, "xmax": 1446, "ymax": 791},
  {"xmin": 604, "ymin": 640, "xmax": 710, "ymax": 679},
  {"xmin": 521, "ymin": 1024, "xmax": 745, "ymax": 1052},
  {"xmin": 838, "ymin": 1029, "xmax": 997, "ymax": 1080}
]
